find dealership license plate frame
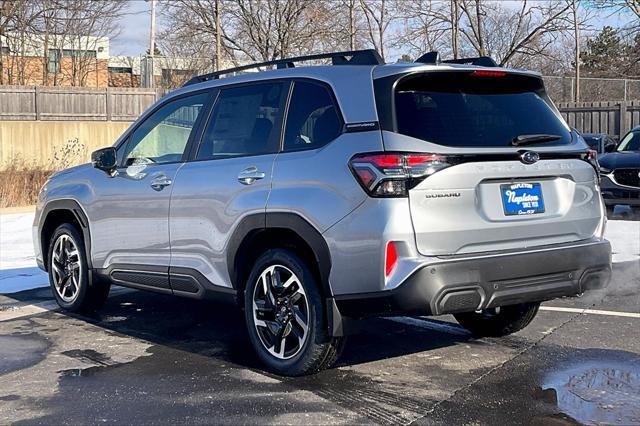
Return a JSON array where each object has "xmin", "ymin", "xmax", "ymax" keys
[{"xmin": 500, "ymin": 182, "xmax": 545, "ymax": 216}]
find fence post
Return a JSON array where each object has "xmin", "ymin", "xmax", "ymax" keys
[
  {"xmin": 619, "ymin": 101, "xmax": 627, "ymax": 140},
  {"xmin": 34, "ymin": 86, "xmax": 40, "ymax": 121},
  {"xmin": 105, "ymin": 87, "xmax": 111, "ymax": 121}
]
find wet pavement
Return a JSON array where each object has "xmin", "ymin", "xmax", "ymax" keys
[{"xmin": 0, "ymin": 258, "xmax": 639, "ymax": 425}]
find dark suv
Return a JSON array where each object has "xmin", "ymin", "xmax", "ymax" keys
[{"xmin": 599, "ymin": 126, "xmax": 640, "ymax": 213}]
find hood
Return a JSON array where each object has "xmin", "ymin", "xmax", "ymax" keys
[
  {"xmin": 598, "ymin": 151, "xmax": 640, "ymax": 170},
  {"xmin": 49, "ymin": 163, "xmax": 92, "ymax": 180}
]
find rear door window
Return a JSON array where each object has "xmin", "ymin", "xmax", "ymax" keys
[
  {"xmin": 196, "ymin": 82, "xmax": 288, "ymax": 159},
  {"xmin": 283, "ymin": 81, "xmax": 342, "ymax": 151},
  {"xmin": 393, "ymin": 72, "xmax": 572, "ymax": 148}
]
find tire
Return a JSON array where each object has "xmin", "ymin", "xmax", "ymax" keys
[
  {"xmin": 244, "ymin": 249, "xmax": 344, "ymax": 376},
  {"xmin": 454, "ymin": 302, "xmax": 540, "ymax": 338},
  {"xmin": 47, "ymin": 223, "xmax": 110, "ymax": 313}
]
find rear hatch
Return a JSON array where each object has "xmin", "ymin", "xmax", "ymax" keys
[{"xmin": 373, "ymin": 68, "xmax": 603, "ymax": 256}]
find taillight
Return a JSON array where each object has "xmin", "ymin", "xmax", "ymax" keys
[
  {"xmin": 385, "ymin": 241, "xmax": 398, "ymax": 277},
  {"xmin": 350, "ymin": 152, "xmax": 451, "ymax": 197},
  {"xmin": 582, "ymin": 149, "xmax": 600, "ymax": 181}
]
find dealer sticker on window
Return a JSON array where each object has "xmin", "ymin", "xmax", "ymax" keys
[{"xmin": 500, "ymin": 183, "xmax": 545, "ymax": 216}]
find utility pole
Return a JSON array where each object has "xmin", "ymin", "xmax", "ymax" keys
[
  {"xmin": 147, "ymin": 0, "xmax": 156, "ymax": 88},
  {"xmin": 451, "ymin": 0, "xmax": 459, "ymax": 59},
  {"xmin": 215, "ymin": 0, "xmax": 221, "ymax": 71},
  {"xmin": 572, "ymin": 0, "xmax": 580, "ymax": 102},
  {"xmin": 349, "ymin": 0, "xmax": 356, "ymax": 51}
]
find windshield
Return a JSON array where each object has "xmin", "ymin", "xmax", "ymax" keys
[
  {"xmin": 394, "ymin": 72, "xmax": 572, "ymax": 148},
  {"xmin": 617, "ymin": 131, "xmax": 640, "ymax": 152}
]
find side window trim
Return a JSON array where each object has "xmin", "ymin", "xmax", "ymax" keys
[
  {"xmin": 281, "ymin": 78, "xmax": 345, "ymax": 153},
  {"xmin": 115, "ymin": 88, "xmax": 214, "ymax": 168}
]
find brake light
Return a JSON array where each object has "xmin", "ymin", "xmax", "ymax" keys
[
  {"xmin": 583, "ymin": 148, "xmax": 600, "ymax": 181},
  {"xmin": 471, "ymin": 70, "xmax": 506, "ymax": 77},
  {"xmin": 385, "ymin": 242, "xmax": 398, "ymax": 277},
  {"xmin": 350, "ymin": 152, "xmax": 451, "ymax": 197}
]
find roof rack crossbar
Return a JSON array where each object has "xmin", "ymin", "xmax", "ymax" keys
[
  {"xmin": 183, "ymin": 49, "xmax": 384, "ymax": 87},
  {"xmin": 414, "ymin": 51, "xmax": 498, "ymax": 68}
]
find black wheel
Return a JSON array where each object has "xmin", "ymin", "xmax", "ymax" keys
[
  {"xmin": 244, "ymin": 249, "xmax": 344, "ymax": 376},
  {"xmin": 47, "ymin": 223, "xmax": 110, "ymax": 312},
  {"xmin": 454, "ymin": 302, "xmax": 540, "ymax": 337}
]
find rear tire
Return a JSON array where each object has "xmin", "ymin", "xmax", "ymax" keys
[
  {"xmin": 244, "ymin": 249, "xmax": 344, "ymax": 376},
  {"xmin": 47, "ymin": 223, "xmax": 110, "ymax": 313},
  {"xmin": 454, "ymin": 302, "xmax": 540, "ymax": 337}
]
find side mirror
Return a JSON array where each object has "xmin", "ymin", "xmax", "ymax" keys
[
  {"xmin": 91, "ymin": 147, "xmax": 117, "ymax": 174},
  {"xmin": 604, "ymin": 143, "xmax": 616, "ymax": 153}
]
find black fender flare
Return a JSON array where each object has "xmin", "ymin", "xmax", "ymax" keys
[
  {"xmin": 39, "ymin": 199, "xmax": 93, "ymax": 270},
  {"xmin": 227, "ymin": 212, "xmax": 333, "ymax": 297}
]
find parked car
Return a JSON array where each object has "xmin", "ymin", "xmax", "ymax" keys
[
  {"xmin": 34, "ymin": 50, "xmax": 612, "ymax": 376},
  {"xmin": 581, "ymin": 132, "xmax": 617, "ymax": 154},
  {"xmin": 599, "ymin": 125, "xmax": 640, "ymax": 213}
]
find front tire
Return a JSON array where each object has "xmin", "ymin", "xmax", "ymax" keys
[
  {"xmin": 244, "ymin": 249, "xmax": 343, "ymax": 376},
  {"xmin": 47, "ymin": 223, "xmax": 110, "ymax": 312},
  {"xmin": 454, "ymin": 302, "xmax": 540, "ymax": 337}
]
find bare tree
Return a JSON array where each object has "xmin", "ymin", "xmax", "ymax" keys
[
  {"xmin": 391, "ymin": 0, "xmax": 451, "ymax": 59},
  {"xmin": 0, "ymin": 0, "xmax": 44, "ymax": 84},
  {"xmin": 223, "ymin": 0, "xmax": 329, "ymax": 62},
  {"xmin": 50, "ymin": 0, "xmax": 126, "ymax": 86},
  {"xmin": 457, "ymin": 0, "xmax": 572, "ymax": 66},
  {"xmin": 359, "ymin": 0, "xmax": 397, "ymax": 61}
]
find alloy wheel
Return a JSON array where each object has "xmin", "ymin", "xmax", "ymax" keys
[
  {"xmin": 252, "ymin": 264, "xmax": 310, "ymax": 360},
  {"xmin": 51, "ymin": 234, "xmax": 82, "ymax": 303}
]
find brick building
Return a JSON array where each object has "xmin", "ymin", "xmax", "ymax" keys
[{"xmin": 0, "ymin": 33, "xmax": 110, "ymax": 87}]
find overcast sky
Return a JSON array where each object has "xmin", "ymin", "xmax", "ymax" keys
[{"xmin": 111, "ymin": 0, "xmax": 637, "ymax": 58}]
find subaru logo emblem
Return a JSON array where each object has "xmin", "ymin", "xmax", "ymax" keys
[{"xmin": 520, "ymin": 151, "xmax": 540, "ymax": 165}]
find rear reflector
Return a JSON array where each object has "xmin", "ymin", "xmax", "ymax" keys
[{"xmin": 385, "ymin": 242, "xmax": 398, "ymax": 277}]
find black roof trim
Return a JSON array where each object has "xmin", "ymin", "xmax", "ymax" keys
[{"xmin": 183, "ymin": 49, "xmax": 384, "ymax": 87}]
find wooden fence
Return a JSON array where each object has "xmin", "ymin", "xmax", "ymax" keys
[
  {"xmin": 0, "ymin": 86, "xmax": 639, "ymax": 139},
  {"xmin": 557, "ymin": 100, "xmax": 640, "ymax": 140},
  {"xmin": 0, "ymin": 86, "xmax": 163, "ymax": 122}
]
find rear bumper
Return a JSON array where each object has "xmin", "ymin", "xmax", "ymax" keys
[{"xmin": 333, "ymin": 238, "xmax": 611, "ymax": 319}]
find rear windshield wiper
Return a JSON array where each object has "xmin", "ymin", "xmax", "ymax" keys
[{"xmin": 511, "ymin": 134, "xmax": 562, "ymax": 147}]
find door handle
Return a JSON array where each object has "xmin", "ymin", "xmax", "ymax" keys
[
  {"xmin": 150, "ymin": 176, "xmax": 173, "ymax": 191},
  {"xmin": 238, "ymin": 166, "xmax": 266, "ymax": 185}
]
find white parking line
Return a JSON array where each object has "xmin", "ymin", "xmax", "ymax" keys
[
  {"xmin": 540, "ymin": 306, "xmax": 640, "ymax": 319},
  {"xmin": 0, "ymin": 300, "xmax": 59, "ymax": 322}
]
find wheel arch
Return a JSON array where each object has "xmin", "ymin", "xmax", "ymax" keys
[
  {"xmin": 228, "ymin": 212, "xmax": 332, "ymax": 301},
  {"xmin": 39, "ymin": 199, "xmax": 92, "ymax": 271}
]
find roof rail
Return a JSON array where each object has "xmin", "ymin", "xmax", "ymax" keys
[
  {"xmin": 183, "ymin": 49, "xmax": 384, "ymax": 87},
  {"xmin": 414, "ymin": 51, "xmax": 498, "ymax": 68}
]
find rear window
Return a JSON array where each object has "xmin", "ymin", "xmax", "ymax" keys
[{"xmin": 393, "ymin": 72, "xmax": 572, "ymax": 148}]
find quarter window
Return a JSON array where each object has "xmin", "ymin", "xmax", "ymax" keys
[
  {"xmin": 122, "ymin": 92, "xmax": 209, "ymax": 166},
  {"xmin": 197, "ymin": 82, "xmax": 288, "ymax": 159},
  {"xmin": 283, "ymin": 81, "xmax": 342, "ymax": 151}
]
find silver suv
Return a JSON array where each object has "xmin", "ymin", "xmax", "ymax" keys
[{"xmin": 34, "ymin": 50, "xmax": 612, "ymax": 376}]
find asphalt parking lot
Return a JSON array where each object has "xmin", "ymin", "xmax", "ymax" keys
[{"xmin": 1, "ymin": 255, "xmax": 639, "ymax": 425}]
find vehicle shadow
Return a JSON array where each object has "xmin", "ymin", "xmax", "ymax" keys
[{"xmin": 70, "ymin": 287, "xmax": 473, "ymax": 372}]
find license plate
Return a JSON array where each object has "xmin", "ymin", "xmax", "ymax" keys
[{"xmin": 500, "ymin": 183, "xmax": 545, "ymax": 216}]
